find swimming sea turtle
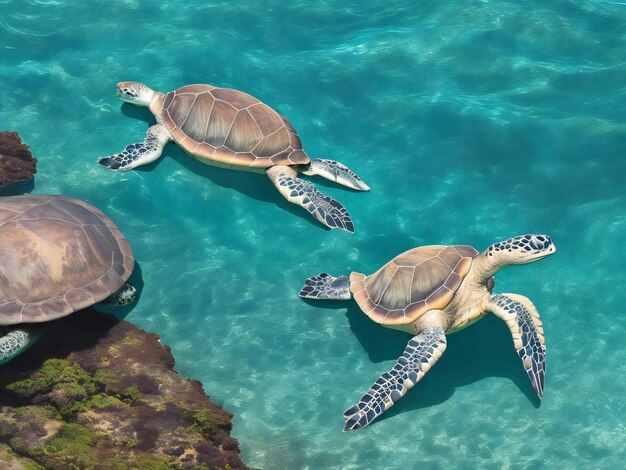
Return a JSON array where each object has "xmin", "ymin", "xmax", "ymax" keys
[
  {"xmin": 98, "ymin": 82, "xmax": 369, "ymax": 232},
  {"xmin": 300, "ymin": 234, "xmax": 556, "ymax": 431},
  {"xmin": 0, "ymin": 195, "xmax": 137, "ymax": 364}
]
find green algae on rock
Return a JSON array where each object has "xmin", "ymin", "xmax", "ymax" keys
[
  {"xmin": 0, "ymin": 310, "xmax": 250, "ymax": 470},
  {"xmin": 0, "ymin": 442, "xmax": 44, "ymax": 469}
]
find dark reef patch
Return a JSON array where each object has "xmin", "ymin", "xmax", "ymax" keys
[
  {"xmin": 0, "ymin": 310, "xmax": 251, "ymax": 469},
  {"xmin": 0, "ymin": 131, "xmax": 37, "ymax": 187}
]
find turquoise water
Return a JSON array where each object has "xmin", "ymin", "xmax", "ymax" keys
[{"xmin": 1, "ymin": 0, "xmax": 625, "ymax": 467}]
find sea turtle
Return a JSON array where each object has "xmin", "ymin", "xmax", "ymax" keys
[
  {"xmin": 0, "ymin": 195, "xmax": 137, "ymax": 365},
  {"xmin": 98, "ymin": 82, "xmax": 369, "ymax": 232},
  {"xmin": 300, "ymin": 234, "xmax": 556, "ymax": 431}
]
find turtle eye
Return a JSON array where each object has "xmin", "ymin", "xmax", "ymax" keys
[{"xmin": 528, "ymin": 235, "xmax": 552, "ymax": 250}]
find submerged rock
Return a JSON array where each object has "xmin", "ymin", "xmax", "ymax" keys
[
  {"xmin": 0, "ymin": 131, "xmax": 37, "ymax": 187},
  {"xmin": 0, "ymin": 310, "xmax": 251, "ymax": 470}
]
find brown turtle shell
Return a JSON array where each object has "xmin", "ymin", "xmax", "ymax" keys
[
  {"xmin": 160, "ymin": 84, "xmax": 310, "ymax": 169},
  {"xmin": 349, "ymin": 245, "xmax": 478, "ymax": 326},
  {"xmin": 0, "ymin": 195, "xmax": 134, "ymax": 326}
]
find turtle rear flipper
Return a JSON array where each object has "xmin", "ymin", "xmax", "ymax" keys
[
  {"xmin": 302, "ymin": 158, "xmax": 370, "ymax": 191},
  {"xmin": 100, "ymin": 282, "xmax": 138, "ymax": 306},
  {"xmin": 267, "ymin": 165, "xmax": 355, "ymax": 232},
  {"xmin": 99, "ymin": 124, "xmax": 170, "ymax": 171},
  {"xmin": 300, "ymin": 273, "xmax": 351, "ymax": 300},
  {"xmin": 343, "ymin": 325, "xmax": 447, "ymax": 431},
  {"xmin": 0, "ymin": 327, "xmax": 42, "ymax": 365}
]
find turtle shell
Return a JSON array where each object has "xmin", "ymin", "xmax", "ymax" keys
[
  {"xmin": 0, "ymin": 195, "xmax": 134, "ymax": 326},
  {"xmin": 349, "ymin": 245, "xmax": 478, "ymax": 326},
  {"xmin": 160, "ymin": 84, "xmax": 310, "ymax": 169}
]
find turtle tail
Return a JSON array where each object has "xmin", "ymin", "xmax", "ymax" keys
[{"xmin": 299, "ymin": 273, "xmax": 351, "ymax": 300}]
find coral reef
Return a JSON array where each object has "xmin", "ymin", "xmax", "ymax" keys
[
  {"xmin": 0, "ymin": 310, "xmax": 250, "ymax": 470},
  {"xmin": 0, "ymin": 131, "xmax": 37, "ymax": 187}
]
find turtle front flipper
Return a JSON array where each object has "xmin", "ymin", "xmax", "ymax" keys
[
  {"xmin": 299, "ymin": 273, "xmax": 351, "ymax": 300},
  {"xmin": 301, "ymin": 159, "xmax": 370, "ymax": 191},
  {"xmin": 99, "ymin": 282, "xmax": 138, "ymax": 306},
  {"xmin": 98, "ymin": 124, "xmax": 170, "ymax": 171},
  {"xmin": 486, "ymin": 293, "xmax": 546, "ymax": 399},
  {"xmin": 343, "ymin": 326, "xmax": 447, "ymax": 431},
  {"xmin": 0, "ymin": 327, "xmax": 42, "ymax": 365},
  {"xmin": 267, "ymin": 165, "xmax": 355, "ymax": 233}
]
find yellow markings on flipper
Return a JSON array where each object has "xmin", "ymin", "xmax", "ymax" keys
[{"xmin": 505, "ymin": 293, "xmax": 545, "ymax": 348}]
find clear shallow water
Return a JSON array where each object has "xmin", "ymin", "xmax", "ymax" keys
[{"xmin": 1, "ymin": 0, "xmax": 625, "ymax": 468}]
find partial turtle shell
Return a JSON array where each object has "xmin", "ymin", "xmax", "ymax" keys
[
  {"xmin": 0, "ymin": 195, "xmax": 134, "ymax": 325},
  {"xmin": 350, "ymin": 245, "xmax": 478, "ymax": 325},
  {"xmin": 161, "ymin": 84, "xmax": 309, "ymax": 169}
]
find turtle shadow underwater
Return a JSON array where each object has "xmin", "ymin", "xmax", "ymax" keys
[
  {"xmin": 118, "ymin": 104, "xmax": 356, "ymax": 232},
  {"xmin": 0, "ymin": 310, "xmax": 118, "ymax": 392},
  {"xmin": 0, "ymin": 179, "xmax": 34, "ymax": 197},
  {"xmin": 0, "ymin": 262, "xmax": 144, "ymax": 384},
  {"xmin": 336, "ymin": 300, "xmax": 541, "ymax": 423}
]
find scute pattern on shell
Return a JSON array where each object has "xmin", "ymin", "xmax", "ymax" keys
[
  {"xmin": 0, "ymin": 195, "xmax": 134, "ymax": 326},
  {"xmin": 350, "ymin": 245, "xmax": 478, "ymax": 325},
  {"xmin": 161, "ymin": 84, "xmax": 310, "ymax": 168}
]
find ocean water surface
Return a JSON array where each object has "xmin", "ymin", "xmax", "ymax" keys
[{"xmin": 1, "ymin": 0, "xmax": 625, "ymax": 468}]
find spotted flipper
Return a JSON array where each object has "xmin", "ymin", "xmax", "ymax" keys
[
  {"xmin": 343, "ymin": 326, "xmax": 447, "ymax": 431},
  {"xmin": 100, "ymin": 282, "xmax": 138, "ymax": 306},
  {"xmin": 267, "ymin": 166, "xmax": 354, "ymax": 232},
  {"xmin": 0, "ymin": 327, "xmax": 41, "ymax": 365},
  {"xmin": 302, "ymin": 158, "xmax": 370, "ymax": 191},
  {"xmin": 299, "ymin": 273, "xmax": 351, "ymax": 300},
  {"xmin": 487, "ymin": 293, "xmax": 546, "ymax": 399},
  {"xmin": 98, "ymin": 124, "xmax": 170, "ymax": 171}
]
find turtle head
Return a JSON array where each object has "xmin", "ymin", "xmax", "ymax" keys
[
  {"xmin": 486, "ymin": 234, "xmax": 556, "ymax": 265},
  {"xmin": 116, "ymin": 81, "xmax": 155, "ymax": 107},
  {"xmin": 474, "ymin": 234, "xmax": 555, "ymax": 282}
]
